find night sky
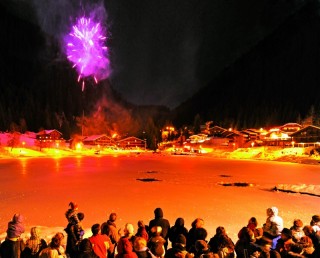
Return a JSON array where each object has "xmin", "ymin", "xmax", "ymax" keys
[{"xmin": 1, "ymin": 0, "xmax": 308, "ymax": 109}]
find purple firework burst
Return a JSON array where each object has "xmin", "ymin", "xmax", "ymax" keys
[{"xmin": 65, "ymin": 17, "xmax": 110, "ymax": 90}]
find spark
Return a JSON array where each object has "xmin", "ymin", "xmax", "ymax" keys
[{"xmin": 65, "ymin": 16, "xmax": 110, "ymax": 90}]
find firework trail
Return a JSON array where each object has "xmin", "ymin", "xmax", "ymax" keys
[{"xmin": 65, "ymin": 16, "xmax": 110, "ymax": 90}]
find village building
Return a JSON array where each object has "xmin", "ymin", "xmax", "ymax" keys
[
  {"xmin": 116, "ymin": 136, "xmax": 146, "ymax": 149},
  {"xmin": 82, "ymin": 134, "xmax": 115, "ymax": 147}
]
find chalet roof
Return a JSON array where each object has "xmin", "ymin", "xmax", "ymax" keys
[
  {"xmin": 117, "ymin": 136, "xmax": 145, "ymax": 143},
  {"xmin": 281, "ymin": 122, "xmax": 302, "ymax": 128},
  {"xmin": 83, "ymin": 134, "xmax": 111, "ymax": 141},
  {"xmin": 37, "ymin": 129, "xmax": 62, "ymax": 135},
  {"xmin": 290, "ymin": 125, "xmax": 320, "ymax": 136}
]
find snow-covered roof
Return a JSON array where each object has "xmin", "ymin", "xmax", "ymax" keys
[{"xmin": 83, "ymin": 134, "xmax": 110, "ymax": 141}]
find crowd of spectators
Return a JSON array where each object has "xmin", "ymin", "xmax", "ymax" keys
[{"xmin": 0, "ymin": 204, "xmax": 319, "ymax": 258}]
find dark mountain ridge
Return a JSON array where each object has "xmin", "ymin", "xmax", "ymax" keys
[{"xmin": 173, "ymin": 0, "xmax": 320, "ymax": 130}]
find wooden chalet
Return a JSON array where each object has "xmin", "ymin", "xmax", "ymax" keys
[
  {"xmin": 117, "ymin": 136, "xmax": 146, "ymax": 149},
  {"xmin": 290, "ymin": 125, "xmax": 320, "ymax": 146},
  {"xmin": 83, "ymin": 134, "xmax": 115, "ymax": 147},
  {"xmin": 36, "ymin": 129, "xmax": 64, "ymax": 149},
  {"xmin": 37, "ymin": 129, "xmax": 63, "ymax": 141}
]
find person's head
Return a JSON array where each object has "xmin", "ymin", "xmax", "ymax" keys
[
  {"xmin": 54, "ymin": 232, "xmax": 64, "ymax": 241},
  {"xmin": 124, "ymin": 223, "xmax": 134, "ymax": 236},
  {"xmin": 91, "ymin": 223, "xmax": 101, "ymax": 236},
  {"xmin": 195, "ymin": 227, "xmax": 208, "ymax": 241},
  {"xmin": 175, "ymin": 234, "xmax": 187, "ymax": 246},
  {"xmin": 310, "ymin": 215, "xmax": 320, "ymax": 226},
  {"xmin": 216, "ymin": 226, "xmax": 226, "ymax": 236},
  {"xmin": 133, "ymin": 237, "xmax": 147, "ymax": 251},
  {"xmin": 174, "ymin": 218, "xmax": 185, "ymax": 227},
  {"xmin": 280, "ymin": 228, "xmax": 292, "ymax": 240},
  {"xmin": 267, "ymin": 207, "xmax": 278, "ymax": 217},
  {"xmin": 293, "ymin": 219, "xmax": 303, "ymax": 230},
  {"xmin": 192, "ymin": 218, "xmax": 204, "ymax": 229},
  {"xmin": 30, "ymin": 227, "xmax": 40, "ymax": 239},
  {"xmin": 248, "ymin": 217, "xmax": 258, "ymax": 228},
  {"xmin": 195, "ymin": 240, "xmax": 209, "ymax": 253},
  {"xmin": 109, "ymin": 213, "xmax": 117, "ymax": 222},
  {"xmin": 238, "ymin": 227, "xmax": 255, "ymax": 242},
  {"xmin": 78, "ymin": 212, "xmax": 85, "ymax": 221},
  {"xmin": 137, "ymin": 220, "xmax": 145, "ymax": 228},
  {"xmin": 154, "ymin": 208, "xmax": 163, "ymax": 219},
  {"xmin": 50, "ymin": 235, "xmax": 61, "ymax": 249}
]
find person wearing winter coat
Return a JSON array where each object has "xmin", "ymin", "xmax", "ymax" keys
[
  {"xmin": 0, "ymin": 213, "xmax": 26, "ymax": 258},
  {"xmin": 21, "ymin": 227, "xmax": 48, "ymax": 258},
  {"xmin": 7, "ymin": 213, "xmax": 25, "ymax": 240},
  {"xmin": 247, "ymin": 217, "xmax": 263, "ymax": 239},
  {"xmin": 186, "ymin": 218, "xmax": 208, "ymax": 253},
  {"xmin": 101, "ymin": 213, "xmax": 121, "ymax": 258},
  {"xmin": 262, "ymin": 207, "xmax": 284, "ymax": 240},
  {"xmin": 65, "ymin": 212, "xmax": 85, "ymax": 258},
  {"xmin": 148, "ymin": 208, "xmax": 170, "ymax": 251},
  {"xmin": 135, "ymin": 221, "xmax": 149, "ymax": 242},
  {"xmin": 303, "ymin": 225, "xmax": 319, "ymax": 249},
  {"xmin": 208, "ymin": 226, "xmax": 235, "ymax": 258},
  {"xmin": 147, "ymin": 226, "xmax": 166, "ymax": 258},
  {"xmin": 235, "ymin": 227, "xmax": 256, "ymax": 258},
  {"xmin": 165, "ymin": 234, "xmax": 193, "ymax": 258},
  {"xmin": 0, "ymin": 237, "xmax": 25, "ymax": 258},
  {"xmin": 78, "ymin": 238, "xmax": 99, "ymax": 258},
  {"xmin": 168, "ymin": 218, "xmax": 188, "ymax": 247},
  {"xmin": 274, "ymin": 228, "xmax": 295, "ymax": 257},
  {"xmin": 116, "ymin": 237, "xmax": 138, "ymax": 258},
  {"xmin": 194, "ymin": 240, "xmax": 213, "ymax": 258},
  {"xmin": 89, "ymin": 223, "xmax": 112, "ymax": 258}
]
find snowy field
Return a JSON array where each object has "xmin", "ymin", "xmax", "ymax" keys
[{"xmin": 0, "ymin": 153, "xmax": 319, "ymax": 247}]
